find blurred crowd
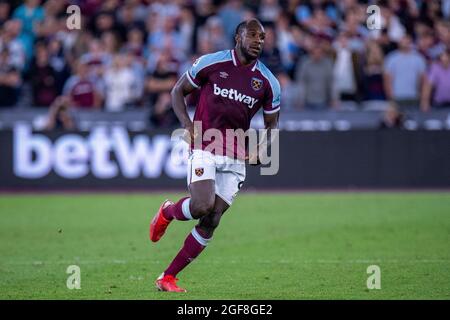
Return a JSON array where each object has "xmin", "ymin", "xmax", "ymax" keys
[{"xmin": 0, "ymin": 0, "xmax": 450, "ymax": 128}]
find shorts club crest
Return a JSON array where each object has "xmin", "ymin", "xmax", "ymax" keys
[
  {"xmin": 187, "ymin": 150, "xmax": 245, "ymax": 205},
  {"xmin": 195, "ymin": 168, "xmax": 204, "ymax": 177}
]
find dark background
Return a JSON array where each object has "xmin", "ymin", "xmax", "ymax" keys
[{"xmin": 1, "ymin": 129, "xmax": 449, "ymax": 190}]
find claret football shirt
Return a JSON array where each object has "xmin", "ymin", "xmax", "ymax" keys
[{"xmin": 186, "ymin": 49, "xmax": 281, "ymax": 159}]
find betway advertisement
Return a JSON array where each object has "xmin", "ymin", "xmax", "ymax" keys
[
  {"xmin": 1, "ymin": 124, "xmax": 449, "ymax": 189},
  {"xmin": 1, "ymin": 124, "xmax": 188, "ymax": 189}
]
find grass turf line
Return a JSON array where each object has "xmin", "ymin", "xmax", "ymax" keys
[{"xmin": 0, "ymin": 192, "xmax": 449, "ymax": 299}]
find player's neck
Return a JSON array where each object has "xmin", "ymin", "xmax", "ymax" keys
[{"xmin": 234, "ymin": 47, "xmax": 256, "ymax": 66}]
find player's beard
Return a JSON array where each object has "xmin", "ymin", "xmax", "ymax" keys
[{"xmin": 240, "ymin": 44, "xmax": 259, "ymax": 61}]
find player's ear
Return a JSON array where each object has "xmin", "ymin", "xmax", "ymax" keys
[{"xmin": 234, "ymin": 33, "xmax": 240, "ymax": 45}]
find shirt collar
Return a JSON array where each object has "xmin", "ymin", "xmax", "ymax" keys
[{"xmin": 231, "ymin": 49, "xmax": 258, "ymax": 71}]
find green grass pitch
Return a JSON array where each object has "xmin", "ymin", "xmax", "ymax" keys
[{"xmin": 0, "ymin": 192, "xmax": 449, "ymax": 300}]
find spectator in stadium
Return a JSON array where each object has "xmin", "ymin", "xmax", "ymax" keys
[
  {"xmin": 116, "ymin": 2, "xmax": 145, "ymax": 42},
  {"xmin": 421, "ymin": 50, "xmax": 450, "ymax": 111},
  {"xmin": 218, "ymin": 0, "xmax": 247, "ymax": 42},
  {"xmin": 63, "ymin": 60, "xmax": 102, "ymax": 109},
  {"xmin": 258, "ymin": 0, "xmax": 281, "ymax": 24},
  {"xmin": 42, "ymin": 0, "xmax": 66, "ymax": 20},
  {"xmin": 27, "ymin": 41, "xmax": 59, "ymax": 107},
  {"xmin": 332, "ymin": 32, "xmax": 362, "ymax": 109},
  {"xmin": 443, "ymin": 0, "xmax": 450, "ymax": 19},
  {"xmin": 178, "ymin": 5, "xmax": 195, "ymax": 55},
  {"xmin": 0, "ymin": 47, "xmax": 21, "ymax": 107},
  {"xmin": 259, "ymin": 25, "xmax": 284, "ymax": 75},
  {"xmin": 377, "ymin": 4, "xmax": 406, "ymax": 43},
  {"xmin": 103, "ymin": 53, "xmax": 139, "ymax": 112},
  {"xmin": 0, "ymin": 0, "xmax": 448, "ymax": 116},
  {"xmin": 298, "ymin": 6, "xmax": 336, "ymax": 39},
  {"xmin": 102, "ymin": 30, "xmax": 121, "ymax": 58},
  {"xmin": 338, "ymin": 5, "xmax": 367, "ymax": 52},
  {"xmin": 383, "ymin": 34, "xmax": 426, "ymax": 109},
  {"xmin": 378, "ymin": 102, "xmax": 405, "ymax": 130},
  {"xmin": 416, "ymin": 30, "xmax": 438, "ymax": 62},
  {"xmin": 12, "ymin": 0, "xmax": 45, "ymax": 63},
  {"xmin": 295, "ymin": 42, "xmax": 337, "ymax": 110},
  {"xmin": 123, "ymin": 27, "xmax": 145, "ymax": 60},
  {"xmin": 91, "ymin": 10, "xmax": 117, "ymax": 39},
  {"xmin": 146, "ymin": 53, "xmax": 178, "ymax": 128},
  {"xmin": 197, "ymin": 16, "xmax": 231, "ymax": 53},
  {"xmin": 80, "ymin": 38, "xmax": 111, "ymax": 76},
  {"xmin": 278, "ymin": 72, "xmax": 303, "ymax": 111},
  {"xmin": 434, "ymin": 20, "xmax": 450, "ymax": 55},
  {"xmin": 376, "ymin": 28, "xmax": 398, "ymax": 56},
  {"xmin": 147, "ymin": 15, "xmax": 185, "ymax": 61},
  {"xmin": 361, "ymin": 40, "xmax": 387, "ymax": 107},
  {"xmin": 34, "ymin": 8, "xmax": 59, "ymax": 40},
  {"xmin": 277, "ymin": 18, "xmax": 307, "ymax": 77},
  {"xmin": 0, "ymin": 19, "xmax": 26, "ymax": 71},
  {"xmin": 190, "ymin": 0, "xmax": 215, "ymax": 53},
  {"xmin": 295, "ymin": 0, "xmax": 338, "ymax": 28},
  {"xmin": 0, "ymin": 0, "xmax": 10, "ymax": 28},
  {"xmin": 45, "ymin": 95, "xmax": 76, "ymax": 131},
  {"xmin": 47, "ymin": 37, "xmax": 71, "ymax": 95}
]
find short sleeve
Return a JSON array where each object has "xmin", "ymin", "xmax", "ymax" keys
[
  {"xmin": 263, "ymin": 77, "xmax": 281, "ymax": 114},
  {"xmin": 186, "ymin": 55, "xmax": 210, "ymax": 88}
]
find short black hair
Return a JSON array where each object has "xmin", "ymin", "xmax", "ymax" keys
[
  {"xmin": 234, "ymin": 19, "xmax": 263, "ymax": 36},
  {"xmin": 235, "ymin": 21, "xmax": 247, "ymax": 37}
]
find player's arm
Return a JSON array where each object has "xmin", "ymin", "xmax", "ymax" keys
[
  {"xmin": 248, "ymin": 70, "xmax": 281, "ymax": 165},
  {"xmin": 260, "ymin": 111, "xmax": 280, "ymax": 160},
  {"xmin": 248, "ymin": 111, "xmax": 279, "ymax": 165},
  {"xmin": 263, "ymin": 111, "xmax": 279, "ymax": 130},
  {"xmin": 170, "ymin": 73, "xmax": 198, "ymax": 139}
]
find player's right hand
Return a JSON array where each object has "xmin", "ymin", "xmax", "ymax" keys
[{"xmin": 181, "ymin": 124, "xmax": 197, "ymax": 144}]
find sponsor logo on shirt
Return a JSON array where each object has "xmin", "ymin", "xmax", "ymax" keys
[{"xmin": 213, "ymin": 83, "xmax": 258, "ymax": 109}]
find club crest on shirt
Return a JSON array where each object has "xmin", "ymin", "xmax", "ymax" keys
[
  {"xmin": 195, "ymin": 168, "xmax": 204, "ymax": 177},
  {"xmin": 251, "ymin": 77, "xmax": 263, "ymax": 91}
]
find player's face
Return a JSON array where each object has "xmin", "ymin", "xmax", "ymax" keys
[{"xmin": 240, "ymin": 24, "xmax": 265, "ymax": 60}]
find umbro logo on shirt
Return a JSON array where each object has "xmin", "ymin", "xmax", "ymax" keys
[{"xmin": 213, "ymin": 83, "xmax": 258, "ymax": 109}]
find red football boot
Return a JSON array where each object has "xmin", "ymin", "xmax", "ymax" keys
[
  {"xmin": 149, "ymin": 200, "xmax": 174, "ymax": 242},
  {"xmin": 155, "ymin": 273, "xmax": 187, "ymax": 292}
]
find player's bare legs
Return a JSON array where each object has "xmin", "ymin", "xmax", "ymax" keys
[
  {"xmin": 162, "ymin": 194, "xmax": 228, "ymax": 274},
  {"xmin": 149, "ymin": 179, "xmax": 215, "ymax": 237},
  {"xmin": 149, "ymin": 179, "xmax": 215, "ymax": 242},
  {"xmin": 197, "ymin": 195, "xmax": 229, "ymax": 238},
  {"xmin": 188, "ymin": 180, "xmax": 216, "ymax": 219}
]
